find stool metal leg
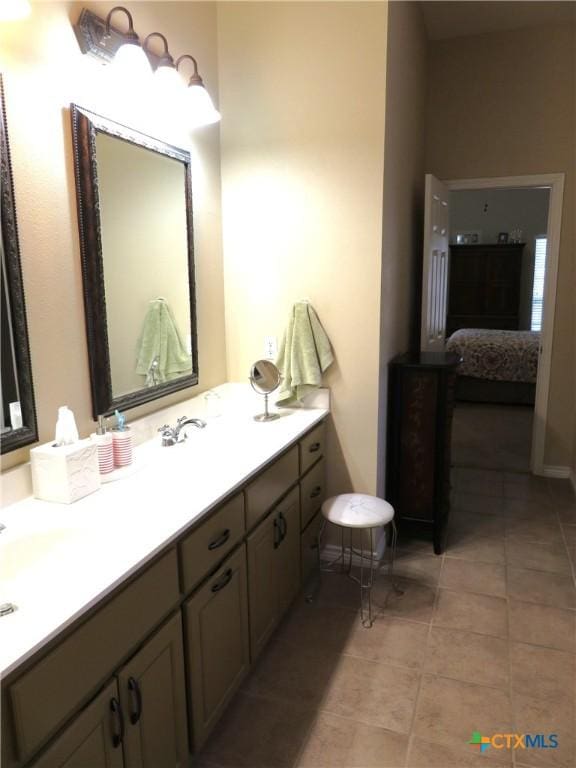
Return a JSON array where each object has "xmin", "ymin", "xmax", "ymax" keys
[{"xmin": 359, "ymin": 527, "xmax": 375, "ymax": 629}]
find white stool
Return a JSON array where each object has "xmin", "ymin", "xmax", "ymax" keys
[{"xmin": 319, "ymin": 494, "xmax": 398, "ymax": 628}]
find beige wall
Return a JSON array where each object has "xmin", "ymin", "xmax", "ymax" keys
[
  {"xmin": 0, "ymin": 1, "xmax": 226, "ymax": 471},
  {"xmin": 425, "ymin": 22, "xmax": 575, "ymax": 468},
  {"xmin": 377, "ymin": 0, "xmax": 427, "ymax": 495},
  {"xmin": 217, "ymin": 1, "xmax": 388, "ymax": 496}
]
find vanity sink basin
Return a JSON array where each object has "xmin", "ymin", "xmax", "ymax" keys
[{"xmin": 0, "ymin": 527, "xmax": 87, "ymax": 585}]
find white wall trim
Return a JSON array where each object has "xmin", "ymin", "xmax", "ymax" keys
[
  {"xmin": 570, "ymin": 470, "xmax": 576, "ymax": 496},
  {"xmin": 542, "ymin": 465, "xmax": 571, "ymax": 479},
  {"xmin": 445, "ymin": 173, "xmax": 565, "ymax": 477}
]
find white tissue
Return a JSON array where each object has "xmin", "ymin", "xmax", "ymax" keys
[{"xmin": 55, "ymin": 406, "xmax": 79, "ymax": 446}]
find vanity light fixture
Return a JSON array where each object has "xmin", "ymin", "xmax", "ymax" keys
[
  {"xmin": 144, "ymin": 32, "xmax": 182, "ymax": 95},
  {"xmin": 176, "ymin": 54, "xmax": 221, "ymax": 128},
  {"xmin": 104, "ymin": 6, "xmax": 152, "ymax": 79},
  {"xmin": 74, "ymin": 8, "xmax": 220, "ymax": 129}
]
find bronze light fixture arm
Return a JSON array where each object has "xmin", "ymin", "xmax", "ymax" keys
[
  {"xmin": 104, "ymin": 6, "xmax": 140, "ymax": 45},
  {"xmin": 144, "ymin": 32, "xmax": 175, "ymax": 68},
  {"xmin": 175, "ymin": 54, "xmax": 205, "ymax": 87}
]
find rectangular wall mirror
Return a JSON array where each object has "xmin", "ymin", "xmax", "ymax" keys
[
  {"xmin": 71, "ymin": 105, "xmax": 198, "ymax": 419},
  {"xmin": 1, "ymin": 74, "xmax": 38, "ymax": 454}
]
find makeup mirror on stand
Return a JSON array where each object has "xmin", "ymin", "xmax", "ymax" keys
[{"xmin": 249, "ymin": 360, "xmax": 281, "ymax": 422}]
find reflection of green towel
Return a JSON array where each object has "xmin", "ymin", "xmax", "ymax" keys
[
  {"xmin": 276, "ymin": 301, "xmax": 334, "ymax": 405},
  {"xmin": 136, "ymin": 298, "xmax": 192, "ymax": 386}
]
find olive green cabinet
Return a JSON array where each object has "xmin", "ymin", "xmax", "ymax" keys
[
  {"xmin": 30, "ymin": 680, "xmax": 123, "ymax": 768},
  {"xmin": 5, "ymin": 419, "xmax": 327, "ymax": 768},
  {"xmin": 183, "ymin": 545, "xmax": 250, "ymax": 751},
  {"xmin": 247, "ymin": 487, "xmax": 300, "ymax": 660},
  {"xmin": 30, "ymin": 613, "xmax": 188, "ymax": 768},
  {"xmin": 117, "ymin": 612, "xmax": 188, "ymax": 768},
  {"xmin": 301, "ymin": 511, "xmax": 323, "ymax": 584},
  {"xmin": 8, "ymin": 551, "xmax": 180, "ymax": 766}
]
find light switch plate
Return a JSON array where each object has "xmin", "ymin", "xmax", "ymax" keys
[{"xmin": 264, "ymin": 336, "xmax": 277, "ymax": 360}]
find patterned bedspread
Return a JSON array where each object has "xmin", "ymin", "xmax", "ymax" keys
[{"xmin": 446, "ymin": 329, "xmax": 540, "ymax": 383}]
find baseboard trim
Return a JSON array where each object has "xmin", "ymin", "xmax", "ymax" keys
[
  {"xmin": 542, "ymin": 465, "xmax": 571, "ymax": 479},
  {"xmin": 321, "ymin": 528, "xmax": 387, "ymax": 567}
]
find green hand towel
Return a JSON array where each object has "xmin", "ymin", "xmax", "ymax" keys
[
  {"xmin": 135, "ymin": 298, "xmax": 192, "ymax": 386},
  {"xmin": 276, "ymin": 301, "xmax": 334, "ymax": 405}
]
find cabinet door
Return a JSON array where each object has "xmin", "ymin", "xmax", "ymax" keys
[
  {"xmin": 300, "ymin": 458, "xmax": 326, "ymax": 530},
  {"xmin": 301, "ymin": 511, "xmax": 322, "ymax": 585},
  {"xmin": 275, "ymin": 487, "xmax": 301, "ymax": 615},
  {"xmin": 184, "ymin": 545, "xmax": 250, "ymax": 751},
  {"xmin": 247, "ymin": 511, "xmax": 280, "ymax": 660},
  {"xmin": 117, "ymin": 612, "xmax": 189, "ymax": 768},
  {"xmin": 30, "ymin": 680, "xmax": 123, "ymax": 768},
  {"xmin": 247, "ymin": 487, "xmax": 301, "ymax": 660}
]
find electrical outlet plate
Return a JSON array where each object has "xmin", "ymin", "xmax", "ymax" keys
[{"xmin": 264, "ymin": 336, "xmax": 278, "ymax": 360}]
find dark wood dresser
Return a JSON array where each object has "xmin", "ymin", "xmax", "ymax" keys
[
  {"xmin": 387, "ymin": 352, "xmax": 460, "ymax": 554},
  {"xmin": 447, "ymin": 242, "xmax": 525, "ymax": 335}
]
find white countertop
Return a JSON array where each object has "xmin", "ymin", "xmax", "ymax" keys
[{"xmin": 0, "ymin": 384, "xmax": 328, "ymax": 679}]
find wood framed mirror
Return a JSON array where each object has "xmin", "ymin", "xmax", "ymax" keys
[
  {"xmin": 0, "ymin": 74, "xmax": 38, "ymax": 454},
  {"xmin": 71, "ymin": 105, "xmax": 198, "ymax": 419}
]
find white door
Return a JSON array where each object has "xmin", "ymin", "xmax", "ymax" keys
[{"xmin": 420, "ymin": 174, "xmax": 450, "ymax": 351}]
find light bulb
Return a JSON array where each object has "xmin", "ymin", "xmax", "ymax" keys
[
  {"xmin": 111, "ymin": 43, "xmax": 153, "ymax": 82},
  {"xmin": 0, "ymin": 0, "xmax": 31, "ymax": 20},
  {"xmin": 186, "ymin": 85, "xmax": 221, "ymax": 129},
  {"xmin": 154, "ymin": 65, "xmax": 185, "ymax": 98}
]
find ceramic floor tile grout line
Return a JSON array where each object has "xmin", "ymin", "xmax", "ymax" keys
[{"xmin": 403, "ymin": 547, "xmax": 446, "ymax": 768}]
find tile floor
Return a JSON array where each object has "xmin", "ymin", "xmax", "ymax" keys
[
  {"xmin": 196, "ymin": 469, "xmax": 576, "ymax": 768},
  {"xmin": 452, "ymin": 405, "xmax": 533, "ymax": 473}
]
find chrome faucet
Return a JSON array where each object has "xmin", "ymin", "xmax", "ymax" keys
[{"xmin": 158, "ymin": 416, "xmax": 206, "ymax": 447}]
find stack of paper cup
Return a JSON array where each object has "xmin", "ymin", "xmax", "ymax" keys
[
  {"xmin": 91, "ymin": 432, "xmax": 114, "ymax": 474},
  {"xmin": 112, "ymin": 428, "xmax": 133, "ymax": 467}
]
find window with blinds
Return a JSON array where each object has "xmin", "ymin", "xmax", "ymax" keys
[{"xmin": 531, "ymin": 236, "xmax": 547, "ymax": 332}]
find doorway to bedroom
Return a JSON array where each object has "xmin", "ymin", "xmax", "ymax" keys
[
  {"xmin": 448, "ymin": 185, "xmax": 550, "ymax": 473},
  {"xmin": 443, "ymin": 173, "xmax": 564, "ymax": 477},
  {"xmin": 435, "ymin": 173, "xmax": 565, "ymax": 476}
]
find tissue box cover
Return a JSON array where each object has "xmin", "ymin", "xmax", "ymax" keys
[{"xmin": 31, "ymin": 439, "xmax": 100, "ymax": 504}]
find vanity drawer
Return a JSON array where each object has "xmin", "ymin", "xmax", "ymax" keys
[
  {"xmin": 9, "ymin": 549, "xmax": 179, "ymax": 762},
  {"xmin": 180, "ymin": 493, "xmax": 245, "ymax": 594},
  {"xmin": 245, "ymin": 446, "xmax": 298, "ymax": 530},
  {"xmin": 299, "ymin": 422, "xmax": 325, "ymax": 474},
  {"xmin": 300, "ymin": 458, "xmax": 326, "ymax": 531}
]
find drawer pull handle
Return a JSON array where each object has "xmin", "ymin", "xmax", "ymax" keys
[
  {"xmin": 208, "ymin": 529, "xmax": 231, "ymax": 551},
  {"xmin": 110, "ymin": 697, "xmax": 125, "ymax": 748},
  {"xmin": 128, "ymin": 676, "xmax": 143, "ymax": 725},
  {"xmin": 211, "ymin": 568, "xmax": 233, "ymax": 592},
  {"xmin": 278, "ymin": 511, "xmax": 287, "ymax": 542},
  {"xmin": 273, "ymin": 517, "xmax": 281, "ymax": 549},
  {"xmin": 308, "ymin": 442, "xmax": 321, "ymax": 454},
  {"xmin": 310, "ymin": 486, "xmax": 322, "ymax": 499}
]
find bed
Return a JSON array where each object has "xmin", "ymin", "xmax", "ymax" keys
[{"xmin": 445, "ymin": 328, "xmax": 539, "ymax": 405}]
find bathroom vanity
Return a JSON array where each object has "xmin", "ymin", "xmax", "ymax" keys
[{"xmin": 0, "ymin": 393, "xmax": 328, "ymax": 767}]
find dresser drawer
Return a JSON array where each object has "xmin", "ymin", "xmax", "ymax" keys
[
  {"xmin": 300, "ymin": 458, "xmax": 326, "ymax": 531},
  {"xmin": 9, "ymin": 549, "xmax": 179, "ymax": 762},
  {"xmin": 180, "ymin": 494, "xmax": 245, "ymax": 594},
  {"xmin": 245, "ymin": 447, "xmax": 298, "ymax": 530},
  {"xmin": 299, "ymin": 422, "xmax": 325, "ymax": 474}
]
